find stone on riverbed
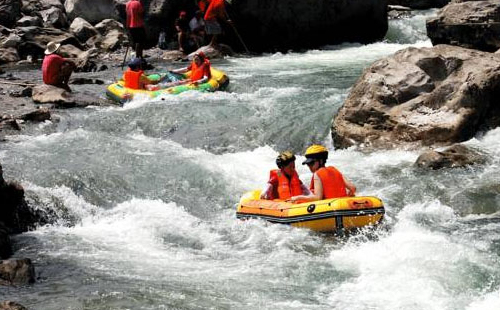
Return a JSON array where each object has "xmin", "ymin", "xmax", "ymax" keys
[{"xmin": 415, "ymin": 144, "xmax": 487, "ymax": 169}]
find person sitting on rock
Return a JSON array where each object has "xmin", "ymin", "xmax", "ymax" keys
[
  {"xmin": 260, "ymin": 151, "xmax": 311, "ymax": 200},
  {"xmin": 123, "ymin": 57, "xmax": 158, "ymax": 90},
  {"xmin": 42, "ymin": 41, "xmax": 75, "ymax": 92},
  {"xmin": 289, "ymin": 144, "xmax": 356, "ymax": 202},
  {"xmin": 171, "ymin": 51, "xmax": 211, "ymax": 85}
]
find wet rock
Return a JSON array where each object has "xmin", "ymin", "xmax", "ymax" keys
[
  {"xmin": 0, "ymin": 0, "xmax": 22, "ymax": 28},
  {"xmin": 427, "ymin": 0, "xmax": 500, "ymax": 52},
  {"xmin": 0, "ymin": 223, "xmax": 12, "ymax": 259},
  {"xmin": 0, "ymin": 258, "xmax": 35, "ymax": 286},
  {"xmin": 332, "ymin": 45, "xmax": 500, "ymax": 149},
  {"xmin": 16, "ymin": 15, "xmax": 43, "ymax": 27},
  {"xmin": 387, "ymin": 0, "xmax": 451, "ymax": 9},
  {"xmin": 9, "ymin": 87, "xmax": 32, "ymax": 98},
  {"xmin": 388, "ymin": 6, "xmax": 414, "ymax": 20},
  {"xmin": 20, "ymin": 107, "xmax": 50, "ymax": 122},
  {"xmin": 70, "ymin": 77, "xmax": 104, "ymax": 85},
  {"xmin": 415, "ymin": 144, "xmax": 487, "ymax": 169},
  {"xmin": 65, "ymin": 0, "xmax": 118, "ymax": 24},
  {"xmin": 69, "ymin": 17, "xmax": 99, "ymax": 43},
  {"xmin": 0, "ymin": 301, "xmax": 28, "ymax": 310},
  {"xmin": 32, "ymin": 84, "xmax": 105, "ymax": 107}
]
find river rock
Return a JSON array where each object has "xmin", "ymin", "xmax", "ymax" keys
[
  {"xmin": 32, "ymin": 84, "xmax": 106, "ymax": 107},
  {"xmin": 16, "ymin": 16, "xmax": 43, "ymax": 28},
  {"xmin": 415, "ymin": 144, "xmax": 486, "ymax": 169},
  {"xmin": 40, "ymin": 6, "xmax": 68, "ymax": 29},
  {"xmin": 94, "ymin": 19, "xmax": 124, "ymax": 36},
  {"xmin": 0, "ymin": 0, "xmax": 22, "ymax": 28},
  {"xmin": 0, "ymin": 34, "xmax": 22, "ymax": 49},
  {"xmin": 387, "ymin": 0, "xmax": 450, "ymax": 9},
  {"xmin": 69, "ymin": 17, "xmax": 99, "ymax": 43},
  {"xmin": 16, "ymin": 26, "xmax": 82, "ymax": 59},
  {"xmin": 0, "ymin": 48, "xmax": 20, "ymax": 64},
  {"xmin": 65, "ymin": 0, "xmax": 118, "ymax": 24},
  {"xmin": 0, "ymin": 258, "xmax": 35, "ymax": 286},
  {"xmin": 427, "ymin": 0, "xmax": 500, "ymax": 52},
  {"xmin": 0, "ymin": 223, "xmax": 12, "ymax": 259},
  {"xmin": 0, "ymin": 301, "xmax": 28, "ymax": 310},
  {"xmin": 332, "ymin": 45, "xmax": 500, "ymax": 149}
]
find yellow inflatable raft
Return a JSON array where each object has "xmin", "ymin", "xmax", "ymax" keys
[
  {"xmin": 106, "ymin": 67, "xmax": 229, "ymax": 103},
  {"xmin": 236, "ymin": 190, "xmax": 385, "ymax": 232}
]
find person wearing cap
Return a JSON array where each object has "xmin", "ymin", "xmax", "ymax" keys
[
  {"xmin": 260, "ymin": 151, "xmax": 311, "ymax": 200},
  {"xmin": 42, "ymin": 41, "xmax": 75, "ymax": 92},
  {"xmin": 122, "ymin": 57, "xmax": 158, "ymax": 90},
  {"xmin": 171, "ymin": 52, "xmax": 211, "ymax": 85},
  {"xmin": 199, "ymin": 0, "xmax": 232, "ymax": 47},
  {"xmin": 126, "ymin": 0, "xmax": 146, "ymax": 59},
  {"xmin": 290, "ymin": 144, "xmax": 356, "ymax": 202}
]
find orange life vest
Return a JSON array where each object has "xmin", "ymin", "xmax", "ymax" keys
[
  {"xmin": 310, "ymin": 166, "xmax": 347, "ymax": 199},
  {"xmin": 270, "ymin": 169, "xmax": 303, "ymax": 200},
  {"xmin": 190, "ymin": 59, "xmax": 211, "ymax": 81},
  {"xmin": 123, "ymin": 69, "xmax": 144, "ymax": 89}
]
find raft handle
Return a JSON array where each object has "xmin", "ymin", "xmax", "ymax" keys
[{"xmin": 307, "ymin": 204, "xmax": 316, "ymax": 213}]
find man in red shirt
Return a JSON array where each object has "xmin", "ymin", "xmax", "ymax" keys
[
  {"xmin": 126, "ymin": 0, "xmax": 146, "ymax": 59},
  {"xmin": 199, "ymin": 0, "xmax": 232, "ymax": 47},
  {"xmin": 42, "ymin": 41, "xmax": 75, "ymax": 92}
]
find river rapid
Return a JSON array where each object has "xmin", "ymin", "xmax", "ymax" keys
[{"xmin": 2, "ymin": 10, "xmax": 500, "ymax": 310}]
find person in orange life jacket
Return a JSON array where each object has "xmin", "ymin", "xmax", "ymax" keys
[
  {"xmin": 171, "ymin": 52, "xmax": 211, "ymax": 85},
  {"xmin": 260, "ymin": 151, "xmax": 311, "ymax": 200},
  {"xmin": 289, "ymin": 145, "xmax": 356, "ymax": 202},
  {"xmin": 198, "ymin": 0, "xmax": 232, "ymax": 47},
  {"xmin": 122, "ymin": 57, "xmax": 158, "ymax": 90}
]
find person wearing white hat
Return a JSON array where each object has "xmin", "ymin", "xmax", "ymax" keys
[{"xmin": 41, "ymin": 41, "xmax": 75, "ymax": 92}]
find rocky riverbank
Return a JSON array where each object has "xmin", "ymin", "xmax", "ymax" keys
[{"xmin": 332, "ymin": 0, "xmax": 500, "ymax": 153}]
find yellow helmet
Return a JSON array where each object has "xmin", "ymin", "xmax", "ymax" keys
[
  {"xmin": 276, "ymin": 151, "xmax": 296, "ymax": 168},
  {"xmin": 302, "ymin": 144, "xmax": 328, "ymax": 165}
]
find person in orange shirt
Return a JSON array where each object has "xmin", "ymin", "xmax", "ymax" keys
[
  {"xmin": 171, "ymin": 52, "xmax": 211, "ymax": 85},
  {"xmin": 260, "ymin": 151, "xmax": 310, "ymax": 200},
  {"xmin": 198, "ymin": 0, "xmax": 232, "ymax": 47},
  {"xmin": 126, "ymin": 0, "xmax": 146, "ymax": 59},
  {"xmin": 290, "ymin": 145, "xmax": 356, "ymax": 202},
  {"xmin": 122, "ymin": 58, "xmax": 157, "ymax": 90}
]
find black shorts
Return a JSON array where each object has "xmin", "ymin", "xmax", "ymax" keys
[{"xmin": 129, "ymin": 27, "xmax": 146, "ymax": 45}]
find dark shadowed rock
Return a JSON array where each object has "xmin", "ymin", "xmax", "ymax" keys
[
  {"xmin": 1, "ymin": 34, "xmax": 22, "ymax": 49},
  {"xmin": 388, "ymin": 0, "xmax": 450, "ymax": 9},
  {"xmin": 40, "ymin": 6, "xmax": 68, "ymax": 29},
  {"xmin": 0, "ymin": 48, "xmax": 20, "ymax": 64},
  {"xmin": 0, "ymin": 223, "xmax": 12, "ymax": 259},
  {"xmin": 0, "ymin": 301, "xmax": 28, "ymax": 310},
  {"xmin": 0, "ymin": 0, "xmax": 22, "ymax": 28},
  {"xmin": 427, "ymin": 1, "xmax": 500, "ymax": 52},
  {"xmin": 332, "ymin": 45, "xmax": 500, "ymax": 149},
  {"xmin": 415, "ymin": 144, "xmax": 487, "ymax": 169},
  {"xmin": 0, "ymin": 258, "xmax": 35, "ymax": 286},
  {"xmin": 16, "ymin": 26, "xmax": 83, "ymax": 60}
]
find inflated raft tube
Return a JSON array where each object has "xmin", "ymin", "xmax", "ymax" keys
[
  {"xmin": 106, "ymin": 67, "xmax": 229, "ymax": 104},
  {"xmin": 236, "ymin": 190, "xmax": 385, "ymax": 232}
]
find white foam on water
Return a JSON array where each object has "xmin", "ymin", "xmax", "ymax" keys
[{"xmin": 323, "ymin": 200, "xmax": 498, "ymax": 310}]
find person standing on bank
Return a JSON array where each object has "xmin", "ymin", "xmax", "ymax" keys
[
  {"xmin": 42, "ymin": 41, "xmax": 75, "ymax": 92},
  {"xmin": 260, "ymin": 151, "xmax": 311, "ymax": 200},
  {"xmin": 199, "ymin": 0, "xmax": 232, "ymax": 47},
  {"xmin": 126, "ymin": 0, "xmax": 146, "ymax": 59},
  {"xmin": 290, "ymin": 145, "xmax": 356, "ymax": 202}
]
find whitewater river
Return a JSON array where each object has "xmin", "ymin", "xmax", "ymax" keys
[{"xmin": 2, "ymin": 10, "xmax": 500, "ymax": 310}]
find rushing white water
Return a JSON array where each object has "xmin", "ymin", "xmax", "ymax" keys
[{"xmin": 1, "ymin": 10, "xmax": 500, "ymax": 310}]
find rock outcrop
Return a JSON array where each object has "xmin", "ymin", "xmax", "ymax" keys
[
  {"xmin": 0, "ymin": 301, "xmax": 28, "ymax": 310},
  {"xmin": 415, "ymin": 144, "xmax": 486, "ymax": 169},
  {"xmin": 388, "ymin": 0, "xmax": 451, "ymax": 9},
  {"xmin": 427, "ymin": 0, "xmax": 500, "ymax": 52},
  {"xmin": 332, "ymin": 45, "xmax": 500, "ymax": 149}
]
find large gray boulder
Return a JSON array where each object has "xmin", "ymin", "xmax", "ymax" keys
[
  {"xmin": 388, "ymin": 0, "xmax": 450, "ymax": 9},
  {"xmin": 16, "ymin": 26, "xmax": 82, "ymax": 59},
  {"xmin": 0, "ymin": 0, "xmax": 22, "ymax": 28},
  {"xmin": 40, "ymin": 6, "xmax": 68, "ymax": 29},
  {"xmin": 0, "ymin": 48, "xmax": 20, "ymax": 64},
  {"xmin": 69, "ymin": 17, "xmax": 99, "ymax": 43},
  {"xmin": 332, "ymin": 45, "xmax": 500, "ymax": 149},
  {"xmin": 427, "ymin": 0, "xmax": 500, "ymax": 52},
  {"xmin": 65, "ymin": 0, "xmax": 118, "ymax": 24},
  {"xmin": 0, "ymin": 258, "xmax": 35, "ymax": 286},
  {"xmin": 16, "ymin": 16, "xmax": 43, "ymax": 27}
]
